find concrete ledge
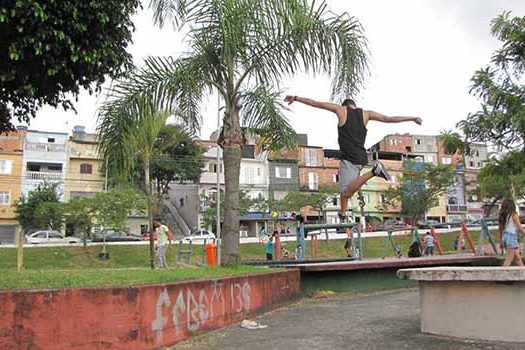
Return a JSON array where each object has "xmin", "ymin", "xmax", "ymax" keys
[
  {"xmin": 398, "ymin": 266, "xmax": 525, "ymax": 342},
  {"xmin": 397, "ymin": 266, "xmax": 525, "ymax": 281},
  {"xmin": 0, "ymin": 270, "xmax": 300, "ymax": 350}
]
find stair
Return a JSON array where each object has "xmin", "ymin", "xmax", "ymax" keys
[{"xmin": 163, "ymin": 199, "xmax": 192, "ymax": 236}]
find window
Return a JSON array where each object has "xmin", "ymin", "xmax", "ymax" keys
[
  {"xmin": 305, "ymin": 149, "xmax": 318, "ymax": 166},
  {"xmin": 448, "ymin": 197, "xmax": 458, "ymax": 205},
  {"xmin": 391, "ymin": 175, "xmax": 397, "ymax": 184},
  {"xmin": 48, "ymin": 231, "xmax": 63, "ymax": 239},
  {"xmin": 332, "ymin": 197, "xmax": 338, "ymax": 206},
  {"xmin": 362, "ymin": 193, "xmax": 370, "ymax": 203},
  {"xmin": 47, "ymin": 138, "xmax": 55, "ymax": 143},
  {"xmin": 308, "ymin": 172, "xmax": 319, "ymax": 191},
  {"xmin": 475, "ymin": 150, "xmax": 479, "ymax": 157},
  {"xmin": 416, "ymin": 139, "xmax": 421, "ymax": 145},
  {"xmin": 80, "ymin": 163, "xmax": 92, "ymax": 174},
  {"xmin": 179, "ymin": 198, "xmax": 184, "ymax": 207},
  {"xmin": 426, "ymin": 155, "xmax": 434, "ymax": 163},
  {"xmin": 256, "ymin": 168, "xmax": 261, "ymax": 177},
  {"xmin": 389, "ymin": 139, "xmax": 398, "ymax": 146},
  {"xmin": 477, "ymin": 162, "xmax": 482, "ymax": 168},
  {"xmin": 442, "ymin": 157, "xmax": 452, "ymax": 165},
  {"xmin": 34, "ymin": 232, "xmax": 47, "ymax": 238},
  {"xmin": 468, "ymin": 161, "xmax": 474, "ymax": 167},
  {"xmin": 0, "ymin": 160, "xmax": 12, "ymax": 174},
  {"xmin": 380, "ymin": 194, "xmax": 387, "ymax": 203},
  {"xmin": 48, "ymin": 165, "xmax": 62, "ymax": 171},
  {"xmin": 275, "ymin": 166, "xmax": 291, "ymax": 179},
  {"xmin": 333, "ymin": 174, "xmax": 339, "ymax": 183},
  {"xmin": 0, "ymin": 191, "xmax": 10, "ymax": 205}
]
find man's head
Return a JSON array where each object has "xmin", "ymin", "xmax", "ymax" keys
[
  {"xmin": 153, "ymin": 218, "xmax": 162, "ymax": 228},
  {"xmin": 341, "ymin": 98, "xmax": 356, "ymax": 107}
]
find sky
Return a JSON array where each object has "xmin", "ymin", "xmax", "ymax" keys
[{"xmin": 30, "ymin": 0, "xmax": 525, "ymax": 150}]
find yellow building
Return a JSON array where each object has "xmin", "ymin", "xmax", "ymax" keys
[
  {"xmin": 64, "ymin": 127, "xmax": 104, "ymax": 200},
  {"xmin": 0, "ymin": 151, "xmax": 23, "ymax": 225}
]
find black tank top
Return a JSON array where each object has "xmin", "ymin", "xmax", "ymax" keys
[{"xmin": 338, "ymin": 107, "xmax": 368, "ymax": 165}]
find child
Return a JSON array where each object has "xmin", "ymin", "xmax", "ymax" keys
[
  {"xmin": 424, "ymin": 232, "xmax": 435, "ymax": 256},
  {"xmin": 295, "ymin": 214, "xmax": 306, "ymax": 261},
  {"xmin": 499, "ymin": 199, "xmax": 525, "ymax": 266},
  {"xmin": 266, "ymin": 234, "xmax": 274, "ymax": 261},
  {"xmin": 395, "ymin": 243, "xmax": 402, "ymax": 259}
]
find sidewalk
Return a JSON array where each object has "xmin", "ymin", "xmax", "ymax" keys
[{"xmin": 173, "ymin": 289, "xmax": 523, "ymax": 350}]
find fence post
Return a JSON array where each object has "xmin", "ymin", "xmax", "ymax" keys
[{"xmin": 16, "ymin": 226, "xmax": 24, "ymax": 272}]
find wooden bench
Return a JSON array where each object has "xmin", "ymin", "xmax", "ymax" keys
[{"xmin": 397, "ymin": 266, "xmax": 525, "ymax": 342}]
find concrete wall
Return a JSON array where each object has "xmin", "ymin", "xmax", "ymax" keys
[
  {"xmin": 420, "ymin": 280, "xmax": 525, "ymax": 342},
  {"xmin": 169, "ymin": 183, "xmax": 200, "ymax": 230},
  {"xmin": 0, "ymin": 270, "xmax": 300, "ymax": 350}
]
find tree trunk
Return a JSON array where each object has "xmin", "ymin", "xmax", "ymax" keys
[
  {"xmin": 144, "ymin": 161, "xmax": 155, "ymax": 270},
  {"xmin": 218, "ymin": 99, "xmax": 245, "ymax": 265},
  {"xmin": 221, "ymin": 145, "xmax": 242, "ymax": 264}
]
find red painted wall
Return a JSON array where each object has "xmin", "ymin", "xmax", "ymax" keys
[{"xmin": 0, "ymin": 270, "xmax": 300, "ymax": 350}]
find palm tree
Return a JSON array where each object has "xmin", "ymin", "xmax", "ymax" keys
[
  {"xmin": 97, "ymin": 94, "xmax": 173, "ymax": 269},
  {"xmin": 99, "ymin": 0, "xmax": 369, "ymax": 264}
]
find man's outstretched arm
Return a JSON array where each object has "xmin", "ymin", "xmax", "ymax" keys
[
  {"xmin": 366, "ymin": 110, "xmax": 422, "ymax": 125},
  {"xmin": 285, "ymin": 95, "xmax": 341, "ymax": 114}
]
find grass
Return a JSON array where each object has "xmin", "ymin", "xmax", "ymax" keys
[
  {"xmin": 0, "ymin": 265, "xmax": 269, "ymax": 290},
  {"xmin": 0, "ymin": 228, "xmax": 493, "ymax": 290}
]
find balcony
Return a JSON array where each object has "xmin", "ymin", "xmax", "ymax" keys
[
  {"xmin": 26, "ymin": 171, "xmax": 63, "ymax": 182},
  {"xmin": 446, "ymin": 204, "xmax": 468, "ymax": 213},
  {"xmin": 25, "ymin": 142, "xmax": 66, "ymax": 153},
  {"xmin": 467, "ymin": 202, "xmax": 484, "ymax": 210}
]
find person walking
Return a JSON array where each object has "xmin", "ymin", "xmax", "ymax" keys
[
  {"xmin": 284, "ymin": 95, "xmax": 422, "ymax": 222},
  {"xmin": 499, "ymin": 199, "xmax": 525, "ymax": 266},
  {"xmin": 153, "ymin": 218, "xmax": 169, "ymax": 269}
]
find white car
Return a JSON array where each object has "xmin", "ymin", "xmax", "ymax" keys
[
  {"xmin": 25, "ymin": 231, "xmax": 82, "ymax": 245},
  {"xmin": 184, "ymin": 229, "xmax": 216, "ymax": 242}
]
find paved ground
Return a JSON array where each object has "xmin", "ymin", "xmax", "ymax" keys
[{"xmin": 173, "ymin": 288, "xmax": 524, "ymax": 350}]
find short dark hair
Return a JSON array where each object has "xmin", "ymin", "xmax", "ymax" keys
[
  {"xmin": 153, "ymin": 217, "xmax": 162, "ymax": 223},
  {"xmin": 341, "ymin": 98, "xmax": 356, "ymax": 107}
]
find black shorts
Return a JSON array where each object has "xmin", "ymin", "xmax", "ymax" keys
[
  {"xmin": 344, "ymin": 239, "xmax": 352, "ymax": 249},
  {"xmin": 266, "ymin": 253, "xmax": 273, "ymax": 261}
]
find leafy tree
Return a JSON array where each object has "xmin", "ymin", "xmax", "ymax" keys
[
  {"xmin": 15, "ymin": 183, "xmax": 62, "ymax": 232},
  {"xmin": 92, "ymin": 189, "xmax": 146, "ymax": 228},
  {"xmin": 0, "ymin": 0, "xmax": 139, "ymax": 131},
  {"xmin": 202, "ymin": 189, "xmax": 266, "ymax": 231},
  {"xmin": 456, "ymin": 12, "xmax": 525, "ymax": 151},
  {"xmin": 151, "ymin": 125, "xmax": 204, "ymax": 195},
  {"xmin": 270, "ymin": 185, "xmax": 338, "ymax": 222},
  {"xmin": 102, "ymin": 0, "xmax": 369, "ymax": 263},
  {"xmin": 98, "ymin": 95, "xmax": 179, "ymax": 269},
  {"xmin": 381, "ymin": 162, "xmax": 455, "ymax": 225},
  {"xmin": 64, "ymin": 197, "xmax": 96, "ymax": 247}
]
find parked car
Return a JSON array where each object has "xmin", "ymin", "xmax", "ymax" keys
[
  {"xmin": 183, "ymin": 229, "xmax": 216, "ymax": 242},
  {"xmin": 377, "ymin": 220, "xmax": 410, "ymax": 231},
  {"xmin": 25, "ymin": 231, "xmax": 81, "ymax": 245},
  {"xmin": 91, "ymin": 230, "xmax": 143, "ymax": 242},
  {"xmin": 417, "ymin": 220, "xmax": 448, "ymax": 229},
  {"xmin": 445, "ymin": 220, "xmax": 463, "ymax": 229},
  {"xmin": 141, "ymin": 231, "xmax": 158, "ymax": 241}
]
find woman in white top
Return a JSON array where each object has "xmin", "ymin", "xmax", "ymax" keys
[{"xmin": 498, "ymin": 199, "xmax": 525, "ymax": 266}]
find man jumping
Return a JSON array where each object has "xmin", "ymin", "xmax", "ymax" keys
[{"xmin": 284, "ymin": 95, "xmax": 422, "ymax": 222}]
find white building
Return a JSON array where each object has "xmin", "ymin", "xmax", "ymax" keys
[{"xmin": 21, "ymin": 130, "xmax": 69, "ymax": 200}]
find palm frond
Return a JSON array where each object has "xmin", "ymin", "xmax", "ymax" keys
[{"xmin": 240, "ymin": 86, "xmax": 298, "ymax": 151}]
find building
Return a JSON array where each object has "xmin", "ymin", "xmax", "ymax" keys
[
  {"xmin": 21, "ymin": 130, "xmax": 68, "ymax": 201},
  {"xmin": 0, "ymin": 129, "xmax": 25, "ymax": 242},
  {"xmin": 464, "ymin": 143, "xmax": 489, "ymax": 220},
  {"xmin": 377, "ymin": 134, "xmax": 413, "ymax": 154},
  {"xmin": 64, "ymin": 126, "xmax": 105, "ymax": 200},
  {"xmin": 411, "ymin": 135, "xmax": 439, "ymax": 165}
]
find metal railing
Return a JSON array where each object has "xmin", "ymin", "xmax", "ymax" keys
[
  {"xmin": 25, "ymin": 142, "xmax": 66, "ymax": 152},
  {"xmin": 446, "ymin": 204, "xmax": 468, "ymax": 212},
  {"xmin": 26, "ymin": 171, "xmax": 63, "ymax": 181}
]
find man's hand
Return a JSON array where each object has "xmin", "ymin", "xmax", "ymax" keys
[
  {"xmin": 284, "ymin": 95, "xmax": 297, "ymax": 105},
  {"xmin": 414, "ymin": 117, "xmax": 422, "ymax": 125}
]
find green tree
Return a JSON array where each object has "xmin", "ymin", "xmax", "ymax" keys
[
  {"xmin": 15, "ymin": 183, "xmax": 62, "ymax": 232},
  {"xmin": 457, "ymin": 12, "xmax": 525, "ymax": 151},
  {"xmin": 64, "ymin": 197, "xmax": 96, "ymax": 247},
  {"xmin": 0, "ymin": 0, "xmax": 139, "ymax": 131},
  {"xmin": 381, "ymin": 162, "xmax": 455, "ymax": 225},
  {"xmin": 103, "ymin": 0, "xmax": 369, "ymax": 263},
  {"xmin": 96, "ymin": 94, "xmax": 168, "ymax": 268}
]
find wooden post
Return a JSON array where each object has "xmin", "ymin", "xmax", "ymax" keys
[
  {"xmin": 274, "ymin": 233, "xmax": 281, "ymax": 260},
  {"xmin": 430, "ymin": 227, "xmax": 444, "ymax": 255},
  {"xmin": 310, "ymin": 234, "xmax": 318, "ymax": 259},
  {"xmin": 459, "ymin": 223, "xmax": 477, "ymax": 255},
  {"xmin": 16, "ymin": 226, "xmax": 23, "ymax": 272}
]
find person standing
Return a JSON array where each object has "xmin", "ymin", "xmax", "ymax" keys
[
  {"xmin": 284, "ymin": 95, "xmax": 422, "ymax": 222},
  {"xmin": 153, "ymin": 218, "xmax": 169, "ymax": 269},
  {"xmin": 424, "ymin": 232, "xmax": 435, "ymax": 256},
  {"xmin": 266, "ymin": 233, "xmax": 275, "ymax": 261},
  {"xmin": 295, "ymin": 214, "xmax": 306, "ymax": 261},
  {"xmin": 499, "ymin": 199, "xmax": 525, "ymax": 266}
]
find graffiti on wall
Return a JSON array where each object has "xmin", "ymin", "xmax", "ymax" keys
[{"xmin": 151, "ymin": 280, "xmax": 252, "ymax": 343}]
